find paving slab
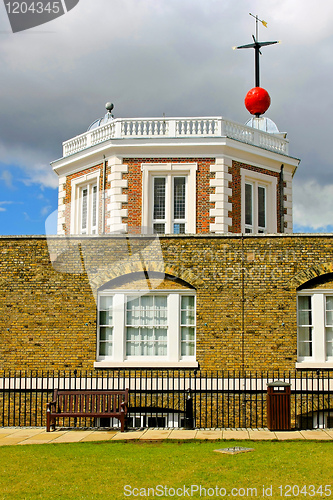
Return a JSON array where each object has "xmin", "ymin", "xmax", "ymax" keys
[
  {"xmin": 248, "ymin": 430, "xmax": 276, "ymax": 440},
  {"xmin": 81, "ymin": 431, "xmax": 117, "ymax": 442},
  {"xmin": 195, "ymin": 430, "xmax": 223, "ymax": 440},
  {"xmin": 168, "ymin": 429, "xmax": 197, "ymax": 439},
  {"xmin": 324, "ymin": 429, "xmax": 333, "ymax": 438},
  {"xmin": 275, "ymin": 431, "xmax": 305, "ymax": 440},
  {"xmin": 222, "ymin": 429, "xmax": 249, "ymax": 440},
  {"xmin": 139, "ymin": 429, "xmax": 171, "ymax": 440},
  {"xmin": 0, "ymin": 429, "xmax": 45, "ymax": 446},
  {"xmin": 0, "ymin": 428, "xmax": 22, "ymax": 435},
  {"xmin": 51, "ymin": 431, "xmax": 94, "ymax": 443},
  {"xmin": 9, "ymin": 428, "xmax": 44, "ymax": 436},
  {"xmin": 112, "ymin": 430, "xmax": 146, "ymax": 440},
  {"xmin": 17, "ymin": 430, "xmax": 68, "ymax": 445},
  {"xmin": 300, "ymin": 430, "xmax": 333, "ymax": 440},
  {"xmin": 0, "ymin": 432, "xmax": 19, "ymax": 439}
]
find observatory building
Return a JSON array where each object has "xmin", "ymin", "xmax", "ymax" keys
[{"xmin": 52, "ymin": 104, "xmax": 299, "ymax": 237}]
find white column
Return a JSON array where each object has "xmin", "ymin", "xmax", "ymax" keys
[
  {"xmin": 284, "ymin": 169, "xmax": 293, "ymax": 233},
  {"xmin": 106, "ymin": 156, "xmax": 128, "ymax": 233},
  {"xmin": 57, "ymin": 176, "xmax": 66, "ymax": 235}
]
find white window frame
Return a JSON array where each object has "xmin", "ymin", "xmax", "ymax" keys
[
  {"xmin": 94, "ymin": 290, "xmax": 198, "ymax": 368},
  {"xmin": 241, "ymin": 169, "xmax": 277, "ymax": 234},
  {"xmin": 296, "ymin": 290, "xmax": 333, "ymax": 368},
  {"xmin": 141, "ymin": 163, "xmax": 196, "ymax": 234},
  {"xmin": 70, "ymin": 171, "xmax": 100, "ymax": 235}
]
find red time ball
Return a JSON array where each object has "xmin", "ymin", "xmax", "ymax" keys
[{"xmin": 245, "ymin": 87, "xmax": 271, "ymax": 116}]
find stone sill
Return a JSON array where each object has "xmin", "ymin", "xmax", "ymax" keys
[
  {"xmin": 296, "ymin": 362, "xmax": 333, "ymax": 369},
  {"xmin": 94, "ymin": 361, "xmax": 199, "ymax": 369}
]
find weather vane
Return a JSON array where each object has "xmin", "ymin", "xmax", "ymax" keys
[{"xmin": 234, "ymin": 13, "xmax": 280, "ymax": 117}]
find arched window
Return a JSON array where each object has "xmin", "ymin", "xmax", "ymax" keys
[{"xmin": 94, "ymin": 273, "xmax": 197, "ymax": 368}]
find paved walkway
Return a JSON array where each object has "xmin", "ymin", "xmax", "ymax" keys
[{"xmin": 0, "ymin": 427, "xmax": 332, "ymax": 446}]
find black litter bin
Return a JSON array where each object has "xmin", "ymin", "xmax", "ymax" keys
[{"xmin": 266, "ymin": 381, "xmax": 291, "ymax": 431}]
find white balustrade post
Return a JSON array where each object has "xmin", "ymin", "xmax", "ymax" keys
[
  {"xmin": 114, "ymin": 120, "xmax": 122, "ymax": 138},
  {"xmin": 168, "ymin": 119, "xmax": 176, "ymax": 137}
]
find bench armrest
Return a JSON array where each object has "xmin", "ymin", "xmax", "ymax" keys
[{"xmin": 120, "ymin": 400, "xmax": 128, "ymax": 415}]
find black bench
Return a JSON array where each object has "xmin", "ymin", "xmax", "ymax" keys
[{"xmin": 46, "ymin": 389, "xmax": 128, "ymax": 432}]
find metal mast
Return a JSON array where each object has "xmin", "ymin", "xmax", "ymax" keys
[{"xmin": 235, "ymin": 13, "xmax": 279, "ymax": 87}]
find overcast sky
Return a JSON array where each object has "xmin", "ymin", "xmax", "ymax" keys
[{"xmin": 0, "ymin": 0, "xmax": 333, "ymax": 234}]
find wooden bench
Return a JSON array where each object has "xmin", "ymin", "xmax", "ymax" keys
[{"xmin": 46, "ymin": 389, "xmax": 128, "ymax": 432}]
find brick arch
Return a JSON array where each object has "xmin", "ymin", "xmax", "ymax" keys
[
  {"xmin": 287, "ymin": 262, "xmax": 333, "ymax": 290},
  {"xmin": 88, "ymin": 262, "xmax": 201, "ymax": 299}
]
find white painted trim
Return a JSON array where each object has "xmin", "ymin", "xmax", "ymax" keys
[
  {"xmin": 70, "ymin": 170, "xmax": 100, "ymax": 235},
  {"xmin": 141, "ymin": 163, "xmax": 197, "ymax": 234},
  {"xmin": 94, "ymin": 361, "xmax": 199, "ymax": 368}
]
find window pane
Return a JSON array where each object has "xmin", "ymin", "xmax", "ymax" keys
[
  {"xmin": 326, "ymin": 327, "xmax": 333, "ymax": 357},
  {"xmin": 182, "ymin": 296, "xmax": 194, "ymax": 309},
  {"xmin": 181, "ymin": 327, "xmax": 195, "ymax": 341},
  {"xmin": 153, "ymin": 223, "xmax": 165, "ymax": 234},
  {"xmin": 174, "ymin": 177, "xmax": 186, "ymax": 219},
  {"xmin": 155, "ymin": 328, "xmax": 167, "ymax": 340},
  {"xmin": 326, "ymin": 297, "xmax": 333, "ymax": 326},
  {"xmin": 258, "ymin": 186, "xmax": 266, "ymax": 229},
  {"xmin": 326, "ymin": 296, "xmax": 333, "ymax": 309},
  {"xmin": 99, "ymin": 342, "xmax": 113, "ymax": 356},
  {"xmin": 154, "ymin": 297, "xmax": 167, "ymax": 325},
  {"xmin": 245, "ymin": 183, "xmax": 253, "ymax": 226},
  {"xmin": 298, "ymin": 327, "xmax": 312, "ymax": 342},
  {"xmin": 100, "ymin": 327, "xmax": 113, "ymax": 341},
  {"xmin": 126, "ymin": 327, "xmax": 139, "ymax": 341},
  {"xmin": 156, "ymin": 342, "xmax": 167, "ymax": 356},
  {"xmin": 153, "ymin": 177, "xmax": 166, "ymax": 219},
  {"xmin": 126, "ymin": 342, "xmax": 140, "ymax": 356},
  {"xmin": 298, "ymin": 327, "xmax": 312, "ymax": 357},
  {"xmin": 298, "ymin": 296, "xmax": 312, "ymax": 325},
  {"xmin": 298, "ymin": 340, "xmax": 312, "ymax": 357},
  {"xmin": 81, "ymin": 187, "xmax": 88, "ymax": 231},
  {"xmin": 181, "ymin": 341, "xmax": 195, "ymax": 356},
  {"xmin": 173, "ymin": 223, "xmax": 185, "ymax": 234},
  {"xmin": 181, "ymin": 296, "xmax": 195, "ymax": 325},
  {"xmin": 99, "ymin": 311, "xmax": 112, "ymax": 326},
  {"xmin": 141, "ymin": 328, "xmax": 153, "ymax": 341},
  {"xmin": 100, "ymin": 296, "xmax": 113, "ymax": 310},
  {"xmin": 92, "ymin": 184, "xmax": 97, "ymax": 227}
]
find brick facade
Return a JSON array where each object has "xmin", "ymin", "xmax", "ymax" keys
[
  {"xmin": 1, "ymin": 234, "xmax": 332, "ymax": 373},
  {"xmin": 61, "ymin": 156, "xmax": 285, "ymax": 235}
]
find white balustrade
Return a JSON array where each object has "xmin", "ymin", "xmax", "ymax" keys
[{"xmin": 62, "ymin": 116, "xmax": 289, "ymax": 157}]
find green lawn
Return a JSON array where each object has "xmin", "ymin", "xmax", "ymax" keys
[{"xmin": 0, "ymin": 440, "xmax": 332, "ymax": 499}]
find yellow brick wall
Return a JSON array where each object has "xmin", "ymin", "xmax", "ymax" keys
[{"xmin": 0, "ymin": 235, "xmax": 332, "ymax": 372}]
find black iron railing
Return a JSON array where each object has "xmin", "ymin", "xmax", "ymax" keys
[{"xmin": 0, "ymin": 370, "xmax": 332, "ymax": 430}]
